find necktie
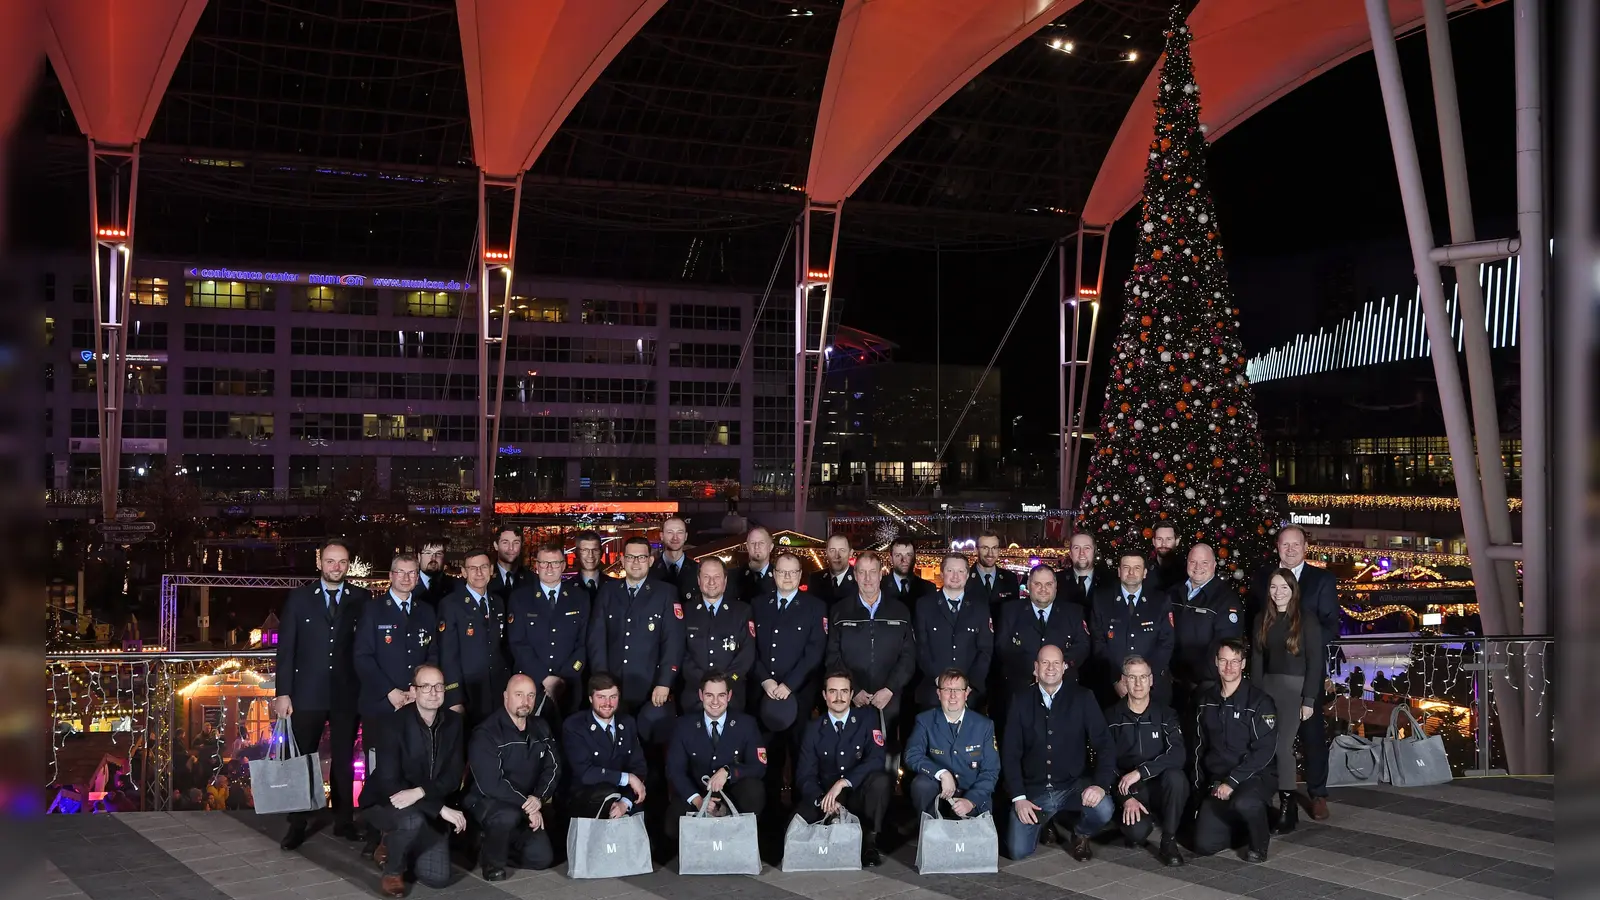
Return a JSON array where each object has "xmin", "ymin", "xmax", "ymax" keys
[
  {"xmin": 834, "ymin": 720, "xmax": 844, "ymax": 735},
  {"xmin": 477, "ymin": 595, "xmax": 488, "ymax": 618},
  {"xmin": 627, "ymin": 584, "xmax": 638, "ymax": 600},
  {"xmin": 607, "ymin": 723, "xmax": 615, "ymax": 742},
  {"xmin": 779, "ymin": 597, "xmax": 788, "ymax": 612},
  {"xmin": 586, "ymin": 579, "xmax": 596, "ymax": 592},
  {"xmin": 1126, "ymin": 593, "xmax": 1137, "ymax": 607},
  {"xmin": 897, "ymin": 577, "xmax": 905, "ymax": 592},
  {"xmin": 1037, "ymin": 608, "xmax": 1047, "ymax": 627},
  {"xmin": 547, "ymin": 589, "xmax": 557, "ymax": 605},
  {"xmin": 707, "ymin": 604, "xmax": 717, "ymax": 617},
  {"xmin": 709, "ymin": 720, "xmax": 721, "ymax": 749},
  {"xmin": 324, "ymin": 588, "xmax": 336, "ymax": 613},
  {"xmin": 399, "ymin": 600, "xmax": 410, "ymax": 617},
  {"xmin": 948, "ymin": 599, "xmax": 959, "ymax": 616},
  {"xmin": 984, "ymin": 574, "xmax": 993, "ymax": 591},
  {"xmin": 1078, "ymin": 575, "xmax": 1088, "ymax": 592}
]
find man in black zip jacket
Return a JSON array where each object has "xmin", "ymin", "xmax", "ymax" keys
[
  {"xmin": 1107, "ymin": 655, "xmax": 1188, "ymax": 867},
  {"xmin": 465, "ymin": 674, "xmax": 562, "ymax": 881},
  {"xmin": 825, "ymin": 553, "xmax": 916, "ymax": 750},
  {"xmin": 1193, "ymin": 637, "xmax": 1278, "ymax": 862},
  {"xmin": 360, "ymin": 664, "xmax": 466, "ymax": 898}
]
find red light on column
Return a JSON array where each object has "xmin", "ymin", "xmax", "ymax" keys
[
  {"xmin": 97, "ymin": 227, "xmax": 128, "ymax": 239},
  {"xmin": 1077, "ymin": 287, "xmax": 1099, "ymax": 298},
  {"xmin": 484, "ymin": 249, "xmax": 511, "ymax": 262}
]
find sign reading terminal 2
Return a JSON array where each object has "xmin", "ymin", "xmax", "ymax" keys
[
  {"xmin": 494, "ymin": 501, "xmax": 680, "ymax": 516},
  {"xmin": 187, "ymin": 266, "xmax": 475, "ymax": 292}
]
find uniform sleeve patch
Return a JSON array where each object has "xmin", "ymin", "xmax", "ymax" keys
[
  {"xmin": 872, "ymin": 729, "xmax": 884, "ymax": 746},
  {"xmin": 673, "ymin": 602, "xmax": 684, "ymax": 619},
  {"xmin": 1228, "ymin": 611, "xmax": 1238, "ymax": 623},
  {"xmin": 748, "ymin": 620, "xmax": 756, "ymax": 637},
  {"xmin": 1168, "ymin": 611, "xmax": 1174, "ymax": 628},
  {"xmin": 756, "ymin": 747, "xmax": 768, "ymax": 764},
  {"xmin": 1262, "ymin": 714, "xmax": 1276, "ymax": 729},
  {"xmin": 438, "ymin": 621, "xmax": 447, "ymax": 632}
]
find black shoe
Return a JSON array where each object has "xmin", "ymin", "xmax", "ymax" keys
[
  {"xmin": 1158, "ymin": 840, "xmax": 1185, "ymax": 867},
  {"xmin": 332, "ymin": 821, "xmax": 363, "ymax": 842},
  {"xmin": 482, "ymin": 867, "xmax": 508, "ymax": 882},
  {"xmin": 1241, "ymin": 847, "xmax": 1268, "ymax": 863},
  {"xmin": 361, "ymin": 831, "xmax": 381, "ymax": 859},
  {"xmin": 1038, "ymin": 825, "xmax": 1057, "ymax": 845},
  {"xmin": 1272, "ymin": 791, "xmax": 1299, "ymax": 835},
  {"xmin": 861, "ymin": 833, "xmax": 883, "ymax": 868},
  {"xmin": 1069, "ymin": 834, "xmax": 1094, "ymax": 862},
  {"xmin": 280, "ymin": 823, "xmax": 308, "ymax": 852}
]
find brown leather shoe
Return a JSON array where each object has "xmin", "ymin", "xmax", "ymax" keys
[
  {"xmin": 1069, "ymin": 834, "xmax": 1094, "ymax": 862},
  {"xmin": 373, "ymin": 840, "xmax": 388, "ymax": 868},
  {"xmin": 380, "ymin": 875, "xmax": 407, "ymax": 898},
  {"xmin": 1310, "ymin": 797, "xmax": 1329, "ymax": 820}
]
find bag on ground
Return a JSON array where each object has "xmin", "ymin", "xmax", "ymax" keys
[
  {"xmin": 1328, "ymin": 731, "xmax": 1389, "ymax": 787},
  {"xmin": 678, "ymin": 791, "xmax": 762, "ymax": 876},
  {"xmin": 1383, "ymin": 705, "xmax": 1453, "ymax": 787},
  {"xmin": 914, "ymin": 807, "xmax": 999, "ymax": 874},
  {"xmin": 781, "ymin": 808, "xmax": 862, "ymax": 872},
  {"xmin": 566, "ymin": 793, "xmax": 653, "ymax": 879}
]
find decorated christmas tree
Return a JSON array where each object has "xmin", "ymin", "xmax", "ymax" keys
[{"xmin": 1077, "ymin": 6, "xmax": 1282, "ymax": 586}]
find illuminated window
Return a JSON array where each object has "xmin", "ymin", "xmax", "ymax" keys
[
  {"xmin": 402, "ymin": 291, "xmax": 459, "ymax": 318},
  {"xmin": 185, "ymin": 280, "xmax": 275, "ymax": 310},
  {"xmin": 873, "ymin": 462, "xmax": 905, "ymax": 484},
  {"xmin": 131, "ymin": 277, "xmax": 169, "ymax": 306},
  {"xmin": 669, "ymin": 419, "xmax": 740, "ymax": 446},
  {"xmin": 911, "ymin": 461, "xmax": 945, "ymax": 484},
  {"xmin": 581, "ymin": 299, "xmax": 656, "ymax": 326},
  {"xmin": 294, "ymin": 286, "xmax": 378, "ymax": 315},
  {"xmin": 363, "ymin": 414, "xmax": 406, "ymax": 441},
  {"xmin": 44, "ymin": 316, "xmax": 55, "ymax": 347},
  {"xmin": 495, "ymin": 296, "xmax": 568, "ymax": 323}
]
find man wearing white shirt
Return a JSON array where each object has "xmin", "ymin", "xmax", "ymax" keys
[
  {"xmin": 794, "ymin": 671, "xmax": 890, "ymax": 866},
  {"xmin": 806, "ymin": 534, "xmax": 858, "ymax": 604},
  {"xmin": 562, "ymin": 673, "xmax": 648, "ymax": 819},
  {"xmin": 664, "ymin": 673, "xmax": 766, "ymax": 840}
]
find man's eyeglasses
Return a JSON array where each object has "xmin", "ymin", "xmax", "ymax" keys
[
  {"xmin": 937, "ymin": 686, "xmax": 970, "ymax": 695},
  {"xmin": 775, "ymin": 568, "xmax": 802, "ymax": 577},
  {"xmin": 1215, "ymin": 657, "xmax": 1245, "ymax": 668},
  {"xmin": 535, "ymin": 560, "xmax": 565, "ymax": 569},
  {"xmin": 623, "ymin": 553, "xmax": 651, "ymax": 562},
  {"xmin": 413, "ymin": 684, "xmax": 446, "ymax": 694}
]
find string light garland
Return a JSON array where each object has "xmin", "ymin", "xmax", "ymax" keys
[
  {"xmin": 1311, "ymin": 545, "xmax": 1474, "ymax": 568},
  {"xmin": 1288, "ymin": 492, "xmax": 1524, "ymax": 513},
  {"xmin": 1077, "ymin": 8, "xmax": 1282, "ymax": 586}
]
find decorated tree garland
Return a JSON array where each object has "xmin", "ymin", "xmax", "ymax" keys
[{"xmin": 1078, "ymin": 5, "xmax": 1282, "ymax": 585}]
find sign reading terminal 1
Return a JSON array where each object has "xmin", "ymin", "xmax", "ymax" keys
[
  {"xmin": 494, "ymin": 501, "xmax": 680, "ymax": 516},
  {"xmin": 186, "ymin": 266, "xmax": 476, "ymax": 293}
]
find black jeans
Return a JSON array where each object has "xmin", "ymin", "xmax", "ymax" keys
[
  {"xmin": 664, "ymin": 777, "xmax": 764, "ymax": 840},
  {"xmin": 466, "ymin": 798, "xmax": 554, "ymax": 871},
  {"xmin": 1117, "ymin": 768, "xmax": 1190, "ymax": 846},
  {"xmin": 796, "ymin": 770, "xmax": 892, "ymax": 835},
  {"xmin": 364, "ymin": 805, "xmax": 452, "ymax": 886},
  {"xmin": 1192, "ymin": 775, "xmax": 1270, "ymax": 855},
  {"xmin": 287, "ymin": 708, "xmax": 358, "ymax": 827}
]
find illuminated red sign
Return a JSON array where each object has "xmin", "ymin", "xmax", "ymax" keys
[{"xmin": 493, "ymin": 501, "xmax": 680, "ymax": 515}]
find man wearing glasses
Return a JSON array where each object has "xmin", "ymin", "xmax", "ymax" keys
[
  {"xmin": 589, "ymin": 535, "xmax": 684, "ymax": 743},
  {"xmin": 905, "ymin": 668, "xmax": 1000, "ymax": 819},
  {"xmin": 507, "ymin": 543, "xmax": 590, "ymax": 721},
  {"xmin": 361, "ymin": 664, "xmax": 466, "ymax": 898},
  {"xmin": 679, "ymin": 557, "xmax": 754, "ymax": 714},
  {"xmin": 439, "ymin": 548, "xmax": 511, "ymax": 728},
  {"xmin": 568, "ymin": 530, "xmax": 606, "ymax": 605},
  {"xmin": 1193, "ymin": 637, "xmax": 1277, "ymax": 862},
  {"xmin": 1106, "ymin": 655, "xmax": 1188, "ymax": 867},
  {"xmin": 753, "ymin": 552, "xmax": 828, "ymax": 811},
  {"xmin": 414, "ymin": 539, "xmax": 458, "ymax": 608}
]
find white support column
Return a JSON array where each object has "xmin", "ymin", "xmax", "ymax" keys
[
  {"xmin": 1062, "ymin": 225, "xmax": 1109, "ymax": 515},
  {"xmin": 1511, "ymin": 0, "xmax": 1548, "ymax": 633},
  {"xmin": 86, "ymin": 140, "xmax": 140, "ymax": 520},
  {"xmin": 475, "ymin": 172, "xmax": 524, "ymax": 534},
  {"xmin": 792, "ymin": 200, "xmax": 843, "ymax": 529}
]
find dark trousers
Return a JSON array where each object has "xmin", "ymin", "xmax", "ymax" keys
[
  {"xmin": 663, "ymin": 777, "xmax": 764, "ymax": 840},
  {"xmin": 796, "ymin": 770, "xmax": 892, "ymax": 834},
  {"xmin": 287, "ymin": 707, "xmax": 358, "ymax": 827},
  {"xmin": 467, "ymin": 798, "xmax": 554, "ymax": 872},
  {"xmin": 458, "ymin": 674, "xmax": 511, "ymax": 731},
  {"xmin": 759, "ymin": 684, "xmax": 817, "ymax": 809},
  {"xmin": 1300, "ymin": 683, "xmax": 1330, "ymax": 797},
  {"xmin": 1192, "ymin": 775, "xmax": 1271, "ymax": 855},
  {"xmin": 364, "ymin": 805, "xmax": 452, "ymax": 886},
  {"xmin": 1117, "ymin": 769, "xmax": 1190, "ymax": 846},
  {"xmin": 570, "ymin": 783, "xmax": 644, "ymax": 819}
]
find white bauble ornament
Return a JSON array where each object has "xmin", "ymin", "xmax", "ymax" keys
[
  {"xmin": 1133, "ymin": 420, "xmax": 1145, "ymax": 430},
  {"xmin": 1199, "ymin": 214, "xmax": 1209, "ymax": 224},
  {"xmin": 1143, "ymin": 222, "xmax": 1155, "ymax": 233}
]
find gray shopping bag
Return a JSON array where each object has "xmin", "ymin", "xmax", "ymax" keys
[
  {"xmin": 678, "ymin": 790, "xmax": 761, "ymax": 875},
  {"xmin": 249, "ymin": 718, "xmax": 325, "ymax": 815},
  {"xmin": 781, "ymin": 809, "xmax": 862, "ymax": 872},
  {"xmin": 1328, "ymin": 732, "xmax": 1389, "ymax": 787},
  {"xmin": 1384, "ymin": 705, "xmax": 1453, "ymax": 787},
  {"xmin": 566, "ymin": 793, "xmax": 654, "ymax": 879},
  {"xmin": 914, "ymin": 807, "xmax": 998, "ymax": 874}
]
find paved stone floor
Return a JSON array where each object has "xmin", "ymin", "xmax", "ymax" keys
[{"xmin": 41, "ymin": 778, "xmax": 1553, "ymax": 900}]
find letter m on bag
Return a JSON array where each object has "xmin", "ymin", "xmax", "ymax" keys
[
  {"xmin": 713, "ymin": 841, "xmax": 724, "ymax": 852},
  {"xmin": 955, "ymin": 843, "xmax": 965, "ymax": 853},
  {"xmin": 605, "ymin": 843, "xmax": 618, "ymax": 854}
]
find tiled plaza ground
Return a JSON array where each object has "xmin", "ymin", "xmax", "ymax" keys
[{"xmin": 41, "ymin": 778, "xmax": 1553, "ymax": 900}]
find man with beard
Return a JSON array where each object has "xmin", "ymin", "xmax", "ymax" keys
[
  {"xmin": 883, "ymin": 537, "xmax": 935, "ymax": 609},
  {"xmin": 969, "ymin": 532, "xmax": 1021, "ymax": 607},
  {"xmin": 994, "ymin": 566, "xmax": 1090, "ymax": 720},
  {"xmin": 415, "ymin": 540, "xmax": 458, "ymax": 607},
  {"xmin": 679, "ymin": 557, "xmax": 755, "ymax": 714},
  {"xmin": 361, "ymin": 664, "xmax": 466, "ymax": 897},
  {"xmin": 1147, "ymin": 525, "xmax": 1185, "ymax": 593},
  {"xmin": 1061, "ymin": 533, "xmax": 1111, "ymax": 608},
  {"xmin": 489, "ymin": 526, "xmax": 527, "ymax": 604},
  {"xmin": 274, "ymin": 538, "xmax": 371, "ymax": 850},
  {"xmin": 806, "ymin": 534, "xmax": 857, "ymax": 605},
  {"xmin": 563, "ymin": 672, "xmax": 649, "ymax": 818},
  {"xmin": 589, "ymin": 535, "xmax": 685, "ymax": 743},
  {"xmin": 914, "ymin": 554, "xmax": 994, "ymax": 710},
  {"xmin": 465, "ymin": 674, "xmax": 561, "ymax": 881},
  {"xmin": 648, "ymin": 517, "xmax": 699, "ymax": 595},
  {"xmin": 568, "ymin": 531, "xmax": 606, "ymax": 605},
  {"xmin": 439, "ymin": 548, "xmax": 511, "ymax": 728},
  {"xmin": 507, "ymin": 543, "xmax": 589, "ymax": 720},
  {"xmin": 1169, "ymin": 544, "xmax": 1244, "ymax": 733},
  {"xmin": 795, "ymin": 670, "xmax": 891, "ymax": 867},
  {"xmin": 737, "ymin": 526, "xmax": 776, "ymax": 603}
]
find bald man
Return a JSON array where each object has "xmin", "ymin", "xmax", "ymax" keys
[{"xmin": 465, "ymin": 674, "xmax": 561, "ymax": 881}]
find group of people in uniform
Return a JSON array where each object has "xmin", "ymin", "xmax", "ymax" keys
[{"xmin": 272, "ymin": 519, "xmax": 1338, "ymax": 895}]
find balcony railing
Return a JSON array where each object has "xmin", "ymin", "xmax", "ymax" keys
[{"xmin": 45, "ymin": 636, "xmax": 1553, "ymax": 813}]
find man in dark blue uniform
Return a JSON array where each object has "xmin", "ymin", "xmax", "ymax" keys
[
  {"xmin": 679, "ymin": 556, "xmax": 755, "ymax": 714},
  {"xmin": 752, "ymin": 552, "xmax": 827, "ymax": 807},
  {"xmin": 562, "ymin": 672, "xmax": 649, "ymax": 818},
  {"xmin": 567, "ymin": 530, "xmax": 606, "ymax": 605},
  {"xmin": 648, "ymin": 516, "xmax": 699, "ymax": 596},
  {"xmin": 416, "ymin": 539, "xmax": 459, "ymax": 608},
  {"xmin": 273, "ymin": 537, "xmax": 370, "ymax": 850},
  {"xmin": 1107, "ymin": 655, "xmax": 1188, "ymax": 867},
  {"xmin": 805, "ymin": 534, "xmax": 857, "ymax": 606},
  {"xmin": 1169, "ymin": 543, "xmax": 1244, "ymax": 734},
  {"xmin": 489, "ymin": 526, "xmax": 527, "ymax": 605},
  {"xmin": 1001, "ymin": 645, "xmax": 1115, "ymax": 862},
  {"xmin": 795, "ymin": 670, "xmax": 890, "ymax": 867},
  {"xmin": 438, "ymin": 548, "xmax": 510, "ymax": 728},
  {"xmin": 735, "ymin": 525, "xmax": 776, "ymax": 603},
  {"xmin": 1193, "ymin": 637, "xmax": 1278, "ymax": 862},
  {"xmin": 588, "ymin": 535, "xmax": 684, "ymax": 743},
  {"xmin": 914, "ymin": 554, "xmax": 994, "ymax": 710},
  {"xmin": 969, "ymin": 532, "xmax": 1021, "ymax": 608},
  {"xmin": 993, "ymin": 565, "xmax": 1090, "ymax": 723},
  {"xmin": 1147, "ymin": 525, "xmax": 1186, "ymax": 593},
  {"xmin": 465, "ymin": 674, "xmax": 561, "ymax": 881},
  {"xmin": 883, "ymin": 537, "xmax": 935, "ymax": 609},
  {"xmin": 1088, "ymin": 551, "xmax": 1175, "ymax": 709},
  {"xmin": 507, "ymin": 542, "xmax": 590, "ymax": 720},
  {"xmin": 825, "ymin": 554, "xmax": 916, "ymax": 753},
  {"xmin": 663, "ymin": 671, "xmax": 767, "ymax": 841},
  {"xmin": 905, "ymin": 668, "xmax": 1000, "ymax": 818},
  {"xmin": 1060, "ymin": 532, "xmax": 1112, "ymax": 609}
]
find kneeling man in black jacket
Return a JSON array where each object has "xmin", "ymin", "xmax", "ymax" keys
[
  {"xmin": 360, "ymin": 664, "xmax": 465, "ymax": 898},
  {"xmin": 465, "ymin": 674, "xmax": 562, "ymax": 881}
]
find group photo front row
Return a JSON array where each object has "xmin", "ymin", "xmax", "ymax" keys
[{"xmin": 271, "ymin": 525, "xmax": 1334, "ymax": 896}]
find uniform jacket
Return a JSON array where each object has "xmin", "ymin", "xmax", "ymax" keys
[
  {"xmin": 904, "ymin": 707, "xmax": 1000, "ymax": 813},
  {"xmin": 994, "ymin": 599, "xmax": 1091, "ymax": 690},
  {"xmin": 561, "ymin": 710, "xmax": 648, "ymax": 794},
  {"xmin": 360, "ymin": 704, "xmax": 464, "ymax": 816},
  {"xmin": 648, "ymin": 553, "xmax": 699, "ymax": 597},
  {"xmin": 1147, "ymin": 553, "xmax": 1186, "ymax": 595},
  {"xmin": 489, "ymin": 564, "xmax": 528, "ymax": 605},
  {"xmin": 1194, "ymin": 681, "xmax": 1278, "ymax": 787},
  {"xmin": 1058, "ymin": 564, "xmax": 1113, "ymax": 609},
  {"xmin": 913, "ymin": 592, "xmax": 995, "ymax": 703},
  {"xmin": 1169, "ymin": 578, "xmax": 1245, "ymax": 687},
  {"xmin": 883, "ymin": 570, "xmax": 936, "ymax": 608},
  {"xmin": 1106, "ymin": 699, "xmax": 1186, "ymax": 781},
  {"xmin": 751, "ymin": 589, "xmax": 828, "ymax": 691},
  {"xmin": 825, "ymin": 593, "xmax": 916, "ymax": 695},
  {"xmin": 805, "ymin": 568, "xmax": 856, "ymax": 607},
  {"xmin": 417, "ymin": 571, "xmax": 460, "ymax": 608},
  {"xmin": 437, "ymin": 585, "xmax": 510, "ymax": 712},
  {"xmin": 736, "ymin": 564, "xmax": 775, "ymax": 606},
  {"xmin": 967, "ymin": 567, "xmax": 1021, "ymax": 608},
  {"xmin": 353, "ymin": 593, "xmax": 439, "ymax": 717},
  {"xmin": 1001, "ymin": 683, "xmax": 1115, "ymax": 800},
  {"xmin": 507, "ymin": 578, "xmax": 590, "ymax": 685},
  {"xmin": 665, "ymin": 711, "xmax": 766, "ymax": 801},
  {"xmin": 467, "ymin": 708, "xmax": 561, "ymax": 806},
  {"xmin": 1088, "ymin": 584, "xmax": 1176, "ymax": 677},
  {"xmin": 275, "ymin": 582, "xmax": 370, "ymax": 711},
  {"xmin": 796, "ymin": 710, "xmax": 886, "ymax": 804},
  {"xmin": 565, "ymin": 571, "xmax": 605, "ymax": 607},
  {"xmin": 679, "ymin": 591, "xmax": 755, "ymax": 691},
  {"xmin": 587, "ymin": 578, "xmax": 684, "ymax": 703}
]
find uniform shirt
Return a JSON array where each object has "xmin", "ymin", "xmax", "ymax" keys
[
  {"xmin": 587, "ymin": 578, "xmax": 684, "ymax": 704},
  {"xmin": 968, "ymin": 566, "xmax": 1021, "ymax": 607},
  {"xmin": 274, "ymin": 581, "xmax": 369, "ymax": 711},
  {"xmin": 353, "ymin": 592, "xmax": 439, "ymax": 717},
  {"xmin": 752, "ymin": 589, "xmax": 827, "ymax": 691},
  {"xmin": 561, "ymin": 710, "xmax": 648, "ymax": 805},
  {"xmin": 506, "ymin": 578, "xmax": 590, "ymax": 685},
  {"xmin": 1089, "ymin": 585, "xmax": 1176, "ymax": 676},
  {"xmin": 914, "ymin": 591, "xmax": 995, "ymax": 701},
  {"xmin": 806, "ymin": 568, "xmax": 857, "ymax": 606},
  {"xmin": 1195, "ymin": 681, "xmax": 1278, "ymax": 787},
  {"xmin": 666, "ymin": 710, "xmax": 766, "ymax": 805},
  {"xmin": 437, "ymin": 585, "xmax": 510, "ymax": 713},
  {"xmin": 680, "ymin": 592, "xmax": 755, "ymax": 691},
  {"xmin": 995, "ymin": 599, "xmax": 1090, "ymax": 688}
]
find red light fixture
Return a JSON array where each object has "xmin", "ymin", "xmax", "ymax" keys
[
  {"xmin": 97, "ymin": 226, "xmax": 128, "ymax": 239},
  {"xmin": 484, "ymin": 249, "xmax": 511, "ymax": 262},
  {"xmin": 807, "ymin": 269, "xmax": 830, "ymax": 282},
  {"xmin": 1077, "ymin": 287, "xmax": 1100, "ymax": 298}
]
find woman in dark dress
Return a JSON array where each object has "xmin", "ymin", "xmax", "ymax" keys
[{"xmin": 1250, "ymin": 568, "xmax": 1323, "ymax": 834}]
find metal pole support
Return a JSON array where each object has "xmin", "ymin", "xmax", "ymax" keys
[{"xmin": 1463, "ymin": 655, "xmax": 1509, "ymax": 776}]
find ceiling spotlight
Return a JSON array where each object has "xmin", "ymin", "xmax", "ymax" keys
[{"xmin": 1126, "ymin": 50, "xmax": 1139, "ymax": 62}]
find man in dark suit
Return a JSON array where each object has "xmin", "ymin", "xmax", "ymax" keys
[
  {"xmin": 994, "ymin": 566, "xmax": 1090, "ymax": 715},
  {"xmin": 883, "ymin": 537, "xmax": 935, "ymax": 609},
  {"xmin": 752, "ymin": 552, "xmax": 828, "ymax": 810},
  {"xmin": 1249, "ymin": 525, "xmax": 1338, "ymax": 821},
  {"xmin": 273, "ymin": 537, "xmax": 371, "ymax": 850},
  {"xmin": 1147, "ymin": 524, "xmax": 1185, "ymax": 594},
  {"xmin": 438, "ymin": 548, "xmax": 511, "ymax": 727},
  {"xmin": 507, "ymin": 542, "xmax": 590, "ymax": 720},
  {"xmin": 969, "ymin": 531, "xmax": 1022, "ymax": 608},
  {"xmin": 1170, "ymin": 543, "xmax": 1244, "ymax": 731},
  {"xmin": 567, "ymin": 530, "xmax": 606, "ymax": 606},
  {"xmin": 663, "ymin": 671, "xmax": 767, "ymax": 840},
  {"xmin": 679, "ymin": 557, "xmax": 755, "ymax": 714},
  {"xmin": 354, "ymin": 554, "xmax": 440, "ymax": 745},
  {"xmin": 1087, "ymin": 551, "xmax": 1175, "ymax": 710},
  {"xmin": 914, "ymin": 553, "xmax": 994, "ymax": 710},
  {"xmin": 589, "ymin": 536, "xmax": 685, "ymax": 743},
  {"xmin": 489, "ymin": 526, "xmax": 526, "ymax": 604},
  {"xmin": 1060, "ymin": 532, "xmax": 1112, "ymax": 608},
  {"xmin": 416, "ymin": 539, "xmax": 459, "ymax": 608},
  {"xmin": 736, "ymin": 525, "xmax": 776, "ymax": 603},
  {"xmin": 795, "ymin": 670, "xmax": 891, "ymax": 867},
  {"xmin": 648, "ymin": 516, "xmax": 699, "ymax": 595},
  {"xmin": 562, "ymin": 672, "xmax": 649, "ymax": 818},
  {"xmin": 806, "ymin": 534, "xmax": 857, "ymax": 605}
]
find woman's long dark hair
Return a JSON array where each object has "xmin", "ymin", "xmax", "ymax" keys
[{"xmin": 1258, "ymin": 567, "xmax": 1304, "ymax": 656}]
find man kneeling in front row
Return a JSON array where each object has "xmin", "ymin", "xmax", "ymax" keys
[
  {"xmin": 465, "ymin": 674, "xmax": 561, "ymax": 881},
  {"xmin": 905, "ymin": 668, "xmax": 1000, "ymax": 820},
  {"xmin": 361, "ymin": 664, "xmax": 465, "ymax": 898},
  {"xmin": 562, "ymin": 671, "xmax": 649, "ymax": 819},
  {"xmin": 1193, "ymin": 637, "xmax": 1278, "ymax": 862},
  {"xmin": 1107, "ymin": 655, "xmax": 1188, "ymax": 867},
  {"xmin": 794, "ymin": 670, "xmax": 892, "ymax": 867},
  {"xmin": 664, "ymin": 671, "xmax": 767, "ymax": 841}
]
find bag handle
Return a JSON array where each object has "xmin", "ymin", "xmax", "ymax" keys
[
  {"xmin": 697, "ymin": 775, "xmax": 742, "ymax": 817},
  {"xmin": 595, "ymin": 792, "xmax": 625, "ymax": 818},
  {"xmin": 270, "ymin": 717, "xmax": 299, "ymax": 761},
  {"xmin": 1387, "ymin": 704, "xmax": 1427, "ymax": 741}
]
